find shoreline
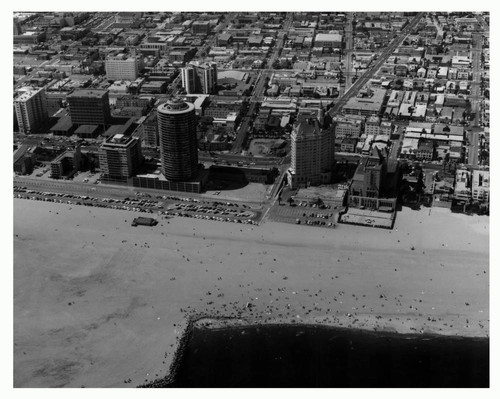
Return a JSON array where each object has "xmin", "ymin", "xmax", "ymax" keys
[
  {"xmin": 14, "ymin": 198, "xmax": 489, "ymax": 387},
  {"xmin": 191, "ymin": 313, "xmax": 489, "ymax": 337},
  {"xmin": 140, "ymin": 313, "xmax": 489, "ymax": 388}
]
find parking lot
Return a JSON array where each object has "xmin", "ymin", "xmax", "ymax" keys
[
  {"xmin": 14, "ymin": 185, "xmax": 263, "ymax": 226},
  {"xmin": 19, "ymin": 165, "xmax": 102, "ymax": 185},
  {"xmin": 28, "ymin": 165, "xmax": 50, "ymax": 179},
  {"xmin": 14, "ymin": 186, "xmax": 162, "ymax": 214},
  {"xmin": 268, "ymin": 201, "xmax": 342, "ymax": 228},
  {"xmin": 163, "ymin": 200, "xmax": 258, "ymax": 225},
  {"xmin": 72, "ymin": 170, "xmax": 101, "ymax": 184}
]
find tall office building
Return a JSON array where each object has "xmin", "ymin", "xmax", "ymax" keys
[
  {"xmin": 105, "ymin": 53, "xmax": 140, "ymax": 81},
  {"xmin": 14, "ymin": 87, "xmax": 48, "ymax": 133},
  {"xmin": 287, "ymin": 109, "xmax": 335, "ymax": 189},
  {"xmin": 181, "ymin": 62, "xmax": 217, "ymax": 94},
  {"xmin": 67, "ymin": 89, "xmax": 111, "ymax": 128},
  {"xmin": 157, "ymin": 98, "xmax": 198, "ymax": 181},
  {"xmin": 98, "ymin": 134, "xmax": 142, "ymax": 183}
]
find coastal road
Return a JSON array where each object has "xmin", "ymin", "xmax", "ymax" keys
[
  {"xmin": 142, "ymin": 147, "xmax": 281, "ymax": 168},
  {"xmin": 199, "ymin": 153, "xmax": 283, "ymax": 166},
  {"xmin": 14, "ymin": 174, "xmax": 271, "ymax": 209},
  {"xmin": 14, "ymin": 176, "xmax": 136, "ymax": 199},
  {"xmin": 14, "ymin": 178, "xmax": 268, "ymax": 225},
  {"xmin": 144, "ymin": 145, "xmax": 281, "ymax": 169},
  {"xmin": 15, "ymin": 188, "xmax": 265, "ymax": 225},
  {"xmin": 328, "ymin": 12, "xmax": 425, "ymax": 118}
]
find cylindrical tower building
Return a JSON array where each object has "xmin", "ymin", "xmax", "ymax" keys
[{"xmin": 157, "ymin": 98, "xmax": 198, "ymax": 181}]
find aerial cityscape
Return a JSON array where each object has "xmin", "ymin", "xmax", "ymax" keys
[{"xmin": 13, "ymin": 10, "xmax": 489, "ymax": 388}]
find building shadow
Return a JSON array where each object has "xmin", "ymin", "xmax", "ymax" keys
[{"xmin": 205, "ymin": 166, "xmax": 250, "ymax": 191}]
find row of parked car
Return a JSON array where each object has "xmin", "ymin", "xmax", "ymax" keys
[
  {"xmin": 14, "ymin": 186, "xmax": 257, "ymax": 224},
  {"xmin": 160, "ymin": 210, "xmax": 258, "ymax": 225},
  {"xmin": 14, "ymin": 186, "xmax": 158, "ymax": 214},
  {"xmin": 296, "ymin": 219, "xmax": 337, "ymax": 227},
  {"xmin": 168, "ymin": 202, "xmax": 254, "ymax": 219}
]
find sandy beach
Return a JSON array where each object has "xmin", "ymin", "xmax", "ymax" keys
[{"xmin": 13, "ymin": 198, "xmax": 489, "ymax": 387}]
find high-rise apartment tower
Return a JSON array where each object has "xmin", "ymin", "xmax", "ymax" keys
[
  {"xmin": 157, "ymin": 98, "xmax": 198, "ymax": 181},
  {"xmin": 181, "ymin": 62, "xmax": 217, "ymax": 94}
]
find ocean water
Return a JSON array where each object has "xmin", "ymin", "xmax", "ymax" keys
[{"xmin": 169, "ymin": 324, "xmax": 489, "ymax": 388}]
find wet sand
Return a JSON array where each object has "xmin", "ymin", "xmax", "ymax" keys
[{"xmin": 13, "ymin": 198, "xmax": 489, "ymax": 387}]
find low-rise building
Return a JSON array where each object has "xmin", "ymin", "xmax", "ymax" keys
[
  {"xmin": 400, "ymin": 137, "xmax": 419, "ymax": 159},
  {"xmin": 360, "ymin": 134, "xmax": 374, "ymax": 155},
  {"xmin": 453, "ymin": 169, "xmax": 471, "ymax": 203},
  {"xmin": 341, "ymin": 137, "xmax": 358, "ymax": 153},
  {"xmin": 314, "ymin": 33, "xmax": 342, "ymax": 48},
  {"xmin": 365, "ymin": 115, "xmax": 381, "ymax": 136},
  {"xmin": 334, "ymin": 118, "xmax": 363, "ymax": 139},
  {"xmin": 13, "ymin": 145, "xmax": 35, "ymax": 175},
  {"xmin": 415, "ymin": 140, "xmax": 435, "ymax": 161},
  {"xmin": 342, "ymin": 88, "xmax": 386, "ymax": 117},
  {"xmin": 471, "ymin": 169, "xmax": 489, "ymax": 203},
  {"xmin": 379, "ymin": 121, "xmax": 393, "ymax": 136}
]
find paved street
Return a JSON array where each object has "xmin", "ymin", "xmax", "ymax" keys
[
  {"xmin": 196, "ymin": 13, "xmax": 237, "ymax": 58},
  {"xmin": 344, "ymin": 12, "xmax": 355, "ymax": 90},
  {"xmin": 230, "ymin": 13, "xmax": 294, "ymax": 154},
  {"xmin": 199, "ymin": 152, "xmax": 283, "ymax": 166},
  {"xmin": 14, "ymin": 176, "xmax": 269, "ymax": 224},
  {"xmin": 329, "ymin": 12, "xmax": 425, "ymax": 118},
  {"xmin": 468, "ymin": 128, "xmax": 480, "ymax": 167},
  {"xmin": 469, "ymin": 33, "xmax": 483, "ymax": 128},
  {"xmin": 230, "ymin": 70, "xmax": 271, "ymax": 153}
]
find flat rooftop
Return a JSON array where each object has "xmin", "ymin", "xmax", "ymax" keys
[
  {"xmin": 340, "ymin": 208, "xmax": 395, "ymax": 229},
  {"xmin": 315, "ymin": 33, "xmax": 343, "ymax": 41},
  {"xmin": 102, "ymin": 133, "xmax": 137, "ymax": 147},
  {"xmin": 75, "ymin": 125, "xmax": 99, "ymax": 134},
  {"xmin": 15, "ymin": 88, "xmax": 43, "ymax": 102},
  {"xmin": 67, "ymin": 89, "xmax": 109, "ymax": 98},
  {"xmin": 343, "ymin": 89, "xmax": 386, "ymax": 112},
  {"xmin": 50, "ymin": 115, "xmax": 73, "ymax": 132}
]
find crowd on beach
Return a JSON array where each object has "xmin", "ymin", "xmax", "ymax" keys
[
  {"xmin": 14, "ymin": 183, "xmax": 488, "ymax": 388},
  {"xmin": 139, "ymin": 263, "xmax": 488, "ymax": 387}
]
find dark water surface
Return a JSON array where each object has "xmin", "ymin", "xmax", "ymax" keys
[{"xmin": 170, "ymin": 324, "xmax": 488, "ymax": 388}]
